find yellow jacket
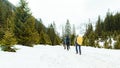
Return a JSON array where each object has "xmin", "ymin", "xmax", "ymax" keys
[{"xmin": 76, "ymin": 36, "xmax": 83, "ymax": 45}]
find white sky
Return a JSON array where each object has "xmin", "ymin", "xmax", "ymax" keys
[{"xmin": 8, "ymin": 0, "xmax": 120, "ymax": 35}]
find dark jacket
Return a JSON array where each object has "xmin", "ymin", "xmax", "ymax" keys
[{"xmin": 66, "ymin": 36, "xmax": 70, "ymax": 45}]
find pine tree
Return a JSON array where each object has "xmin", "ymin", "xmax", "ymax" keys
[
  {"xmin": 71, "ymin": 24, "xmax": 76, "ymax": 45},
  {"xmin": 84, "ymin": 23, "xmax": 95, "ymax": 47},
  {"xmin": 35, "ymin": 19, "xmax": 50, "ymax": 44},
  {"xmin": 0, "ymin": 1, "xmax": 4, "ymax": 40},
  {"xmin": 0, "ymin": 1, "xmax": 17, "ymax": 52},
  {"xmin": 52, "ymin": 22, "xmax": 61, "ymax": 45},
  {"xmin": 113, "ymin": 12, "xmax": 120, "ymax": 33},
  {"xmin": 35, "ymin": 19, "xmax": 46, "ymax": 34},
  {"xmin": 0, "ymin": 0, "xmax": 6, "ymax": 28},
  {"xmin": 65, "ymin": 19, "xmax": 71, "ymax": 36},
  {"xmin": 39, "ymin": 30, "xmax": 46, "ymax": 44},
  {"xmin": 88, "ymin": 31, "xmax": 95, "ymax": 47},
  {"xmin": 14, "ymin": 0, "xmax": 39, "ymax": 46},
  {"xmin": 82, "ymin": 36, "xmax": 89, "ymax": 46},
  {"xmin": 44, "ymin": 33, "xmax": 52, "ymax": 45},
  {"xmin": 47, "ymin": 24, "xmax": 56, "ymax": 45},
  {"xmin": 0, "ymin": 30, "xmax": 17, "ymax": 52},
  {"xmin": 95, "ymin": 16, "xmax": 102, "ymax": 39},
  {"xmin": 0, "ymin": 0, "xmax": 3, "ymax": 26},
  {"xmin": 39, "ymin": 30, "xmax": 51, "ymax": 45},
  {"xmin": 0, "ymin": 12, "xmax": 17, "ymax": 52},
  {"xmin": 114, "ymin": 35, "xmax": 120, "ymax": 49},
  {"xmin": 0, "ymin": 0, "xmax": 9, "ymax": 38},
  {"xmin": 54, "ymin": 35, "xmax": 61, "ymax": 45},
  {"xmin": 104, "ymin": 11, "xmax": 114, "ymax": 36},
  {"xmin": 84, "ymin": 23, "xmax": 93, "ymax": 37},
  {"xmin": 47, "ymin": 23, "xmax": 61, "ymax": 45}
]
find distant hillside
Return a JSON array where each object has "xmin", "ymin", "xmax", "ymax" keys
[{"xmin": 1, "ymin": 0, "xmax": 15, "ymax": 10}]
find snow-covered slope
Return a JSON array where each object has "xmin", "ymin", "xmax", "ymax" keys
[{"xmin": 0, "ymin": 45, "xmax": 120, "ymax": 68}]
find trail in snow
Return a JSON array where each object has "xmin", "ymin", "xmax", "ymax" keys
[{"xmin": 0, "ymin": 45, "xmax": 120, "ymax": 68}]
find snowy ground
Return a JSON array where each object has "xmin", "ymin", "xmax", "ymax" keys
[{"xmin": 0, "ymin": 45, "xmax": 120, "ymax": 68}]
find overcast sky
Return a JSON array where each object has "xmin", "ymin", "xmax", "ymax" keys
[{"xmin": 8, "ymin": 0, "xmax": 120, "ymax": 35}]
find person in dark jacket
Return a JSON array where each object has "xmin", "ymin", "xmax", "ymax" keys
[
  {"xmin": 75, "ymin": 35, "xmax": 83, "ymax": 55},
  {"xmin": 66, "ymin": 35, "xmax": 70, "ymax": 51}
]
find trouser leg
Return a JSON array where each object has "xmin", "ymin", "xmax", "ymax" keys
[
  {"xmin": 67, "ymin": 44, "xmax": 68, "ymax": 50},
  {"xmin": 63, "ymin": 44, "xmax": 66, "ymax": 49},
  {"xmin": 79, "ymin": 45, "xmax": 81, "ymax": 55},
  {"xmin": 75, "ymin": 44, "xmax": 78, "ymax": 54},
  {"xmin": 67, "ymin": 45, "xmax": 69, "ymax": 50}
]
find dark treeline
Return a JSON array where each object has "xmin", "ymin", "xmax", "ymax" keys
[
  {"xmin": 83, "ymin": 11, "xmax": 120, "ymax": 49},
  {"xmin": 0, "ymin": 0, "xmax": 61, "ymax": 52}
]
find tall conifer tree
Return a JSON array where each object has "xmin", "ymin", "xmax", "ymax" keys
[{"xmin": 14, "ymin": 0, "xmax": 39, "ymax": 46}]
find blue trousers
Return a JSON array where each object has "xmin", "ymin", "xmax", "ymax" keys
[
  {"xmin": 75, "ymin": 43, "xmax": 81, "ymax": 55},
  {"xmin": 66, "ymin": 44, "xmax": 70, "ymax": 51},
  {"xmin": 66, "ymin": 42, "xmax": 70, "ymax": 51}
]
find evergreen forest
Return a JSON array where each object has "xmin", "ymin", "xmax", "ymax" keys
[
  {"xmin": 83, "ymin": 11, "xmax": 120, "ymax": 49},
  {"xmin": 0, "ymin": 0, "xmax": 120, "ymax": 52}
]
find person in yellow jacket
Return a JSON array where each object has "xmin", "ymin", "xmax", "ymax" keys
[{"xmin": 75, "ymin": 35, "xmax": 83, "ymax": 55}]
